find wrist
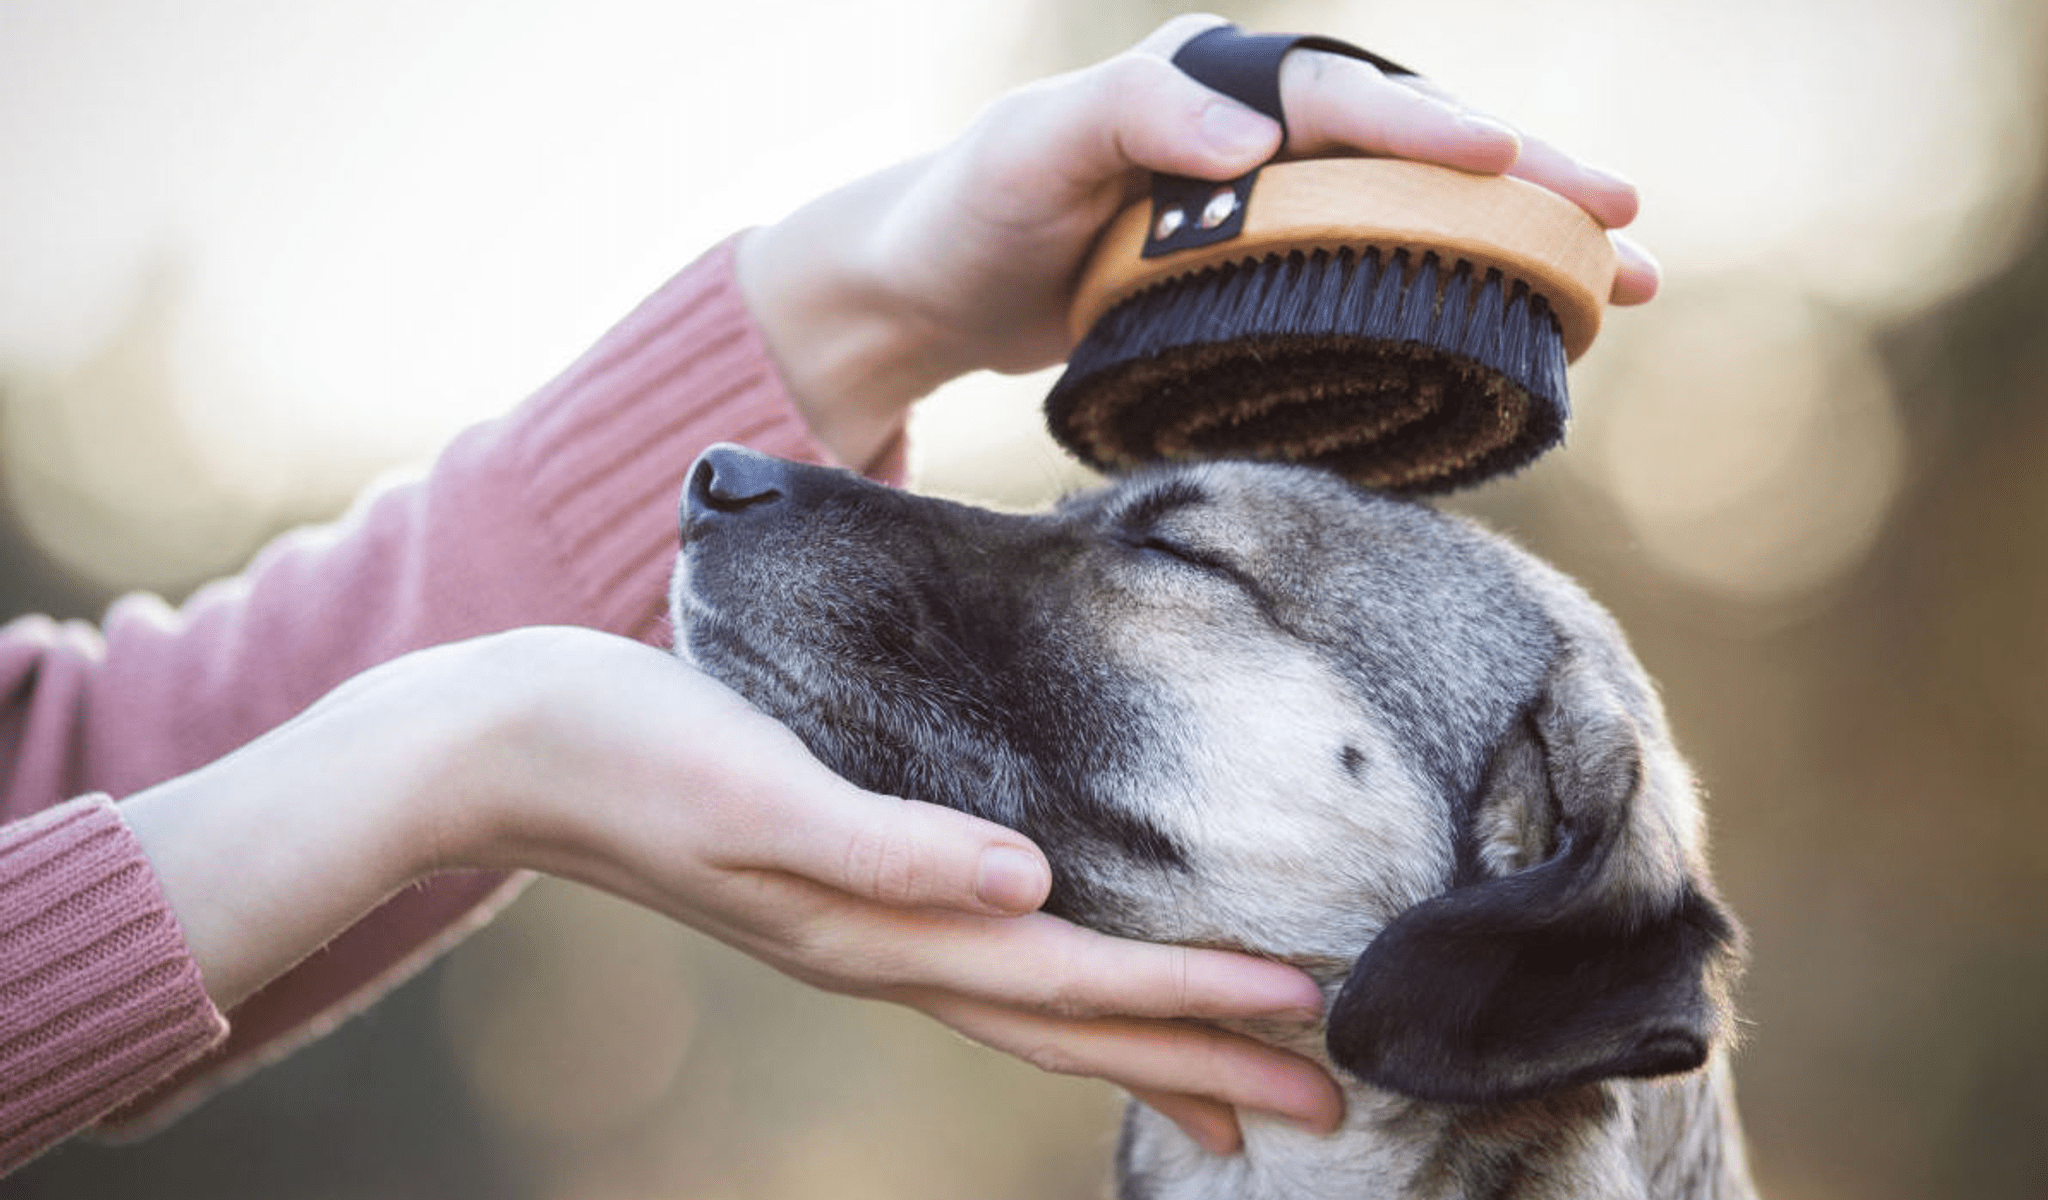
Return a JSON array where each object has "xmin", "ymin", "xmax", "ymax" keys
[
  {"xmin": 120, "ymin": 695, "xmax": 448, "ymax": 1009},
  {"xmin": 735, "ymin": 161, "xmax": 958, "ymax": 471},
  {"xmin": 116, "ymin": 639, "xmax": 547, "ymax": 1010}
]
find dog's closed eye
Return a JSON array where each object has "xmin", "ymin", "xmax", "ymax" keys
[
  {"xmin": 1114, "ymin": 478, "xmax": 1209, "ymax": 530},
  {"xmin": 1130, "ymin": 532, "xmax": 1226, "ymax": 571},
  {"xmin": 1113, "ymin": 482, "xmax": 1240, "ymax": 574}
]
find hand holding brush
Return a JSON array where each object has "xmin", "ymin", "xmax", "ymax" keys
[
  {"xmin": 736, "ymin": 13, "xmax": 1653, "ymax": 480},
  {"xmin": 1048, "ymin": 22, "xmax": 1656, "ymax": 490}
]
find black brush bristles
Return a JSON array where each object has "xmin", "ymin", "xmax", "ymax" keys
[{"xmin": 1045, "ymin": 247, "xmax": 1573, "ymax": 494}]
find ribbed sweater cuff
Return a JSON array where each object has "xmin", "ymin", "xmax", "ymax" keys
[
  {"xmin": 508, "ymin": 233, "xmax": 908, "ymax": 642},
  {"xmin": 0, "ymin": 797, "xmax": 227, "ymax": 1173}
]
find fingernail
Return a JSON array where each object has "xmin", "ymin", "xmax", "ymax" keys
[
  {"xmin": 1272, "ymin": 1089, "xmax": 1346, "ymax": 1137},
  {"xmin": 1609, "ymin": 232, "xmax": 1662, "ymax": 305},
  {"xmin": 1245, "ymin": 973, "xmax": 1326, "ymax": 1019},
  {"xmin": 1191, "ymin": 1122, "xmax": 1242, "ymax": 1157},
  {"xmin": 976, "ymin": 846, "xmax": 1050, "ymax": 913},
  {"xmin": 1582, "ymin": 160, "xmax": 1637, "ymax": 192},
  {"xmin": 1613, "ymin": 231, "xmax": 1658, "ymax": 272},
  {"xmin": 1284, "ymin": 1109, "xmax": 1344, "ymax": 1137},
  {"xmin": 1456, "ymin": 112, "xmax": 1520, "ymax": 145},
  {"xmin": 1201, "ymin": 99, "xmax": 1278, "ymax": 159}
]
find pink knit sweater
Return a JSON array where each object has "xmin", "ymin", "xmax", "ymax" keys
[{"xmin": 0, "ymin": 236, "xmax": 899, "ymax": 1172}]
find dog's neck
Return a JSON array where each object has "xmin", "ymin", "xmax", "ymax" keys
[{"xmin": 1117, "ymin": 1056, "xmax": 1756, "ymax": 1200}]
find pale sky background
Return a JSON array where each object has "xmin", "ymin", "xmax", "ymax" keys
[{"xmin": 1, "ymin": 0, "xmax": 2040, "ymax": 599}]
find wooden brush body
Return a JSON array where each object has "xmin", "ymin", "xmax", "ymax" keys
[
  {"xmin": 1047, "ymin": 158, "xmax": 1619, "ymax": 493},
  {"xmin": 1071, "ymin": 158, "xmax": 1615, "ymax": 360}
]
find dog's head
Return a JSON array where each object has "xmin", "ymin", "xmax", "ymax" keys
[{"xmin": 670, "ymin": 444, "xmax": 1741, "ymax": 1107}]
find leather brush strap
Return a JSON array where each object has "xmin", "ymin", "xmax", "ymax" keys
[{"xmin": 1144, "ymin": 24, "xmax": 1418, "ymax": 259}]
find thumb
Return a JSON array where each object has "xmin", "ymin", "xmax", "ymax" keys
[
  {"xmin": 1079, "ymin": 49, "xmax": 1283, "ymax": 182},
  {"xmin": 983, "ymin": 41, "xmax": 1280, "ymax": 201},
  {"xmin": 763, "ymin": 780, "xmax": 1054, "ymax": 916}
]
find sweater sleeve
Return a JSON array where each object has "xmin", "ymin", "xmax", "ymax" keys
[
  {"xmin": 0, "ymin": 797, "xmax": 225, "ymax": 1171},
  {"xmin": 0, "ymin": 233, "xmax": 906, "ymax": 1170}
]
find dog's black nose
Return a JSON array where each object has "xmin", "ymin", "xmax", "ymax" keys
[{"xmin": 686, "ymin": 443, "xmax": 789, "ymax": 519}]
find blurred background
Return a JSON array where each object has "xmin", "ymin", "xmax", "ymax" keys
[{"xmin": 3, "ymin": 0, "xmax": 2043, "ymax": 1196}]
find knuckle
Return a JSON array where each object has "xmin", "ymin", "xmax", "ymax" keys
[
  {"xmin": 840, "ymin": 824, "xmax": 927, "ymax": 906},
  {"xmin": 770, "ymin": 910, "xmax": 836, "ymax": 969},
  {"xmin": 778, "ymin": 915, "xmax": 883, "ymax": 997},
  {"xmin": 1090, "ymin": 49, "xmax": 1173, "ymax": 110},
  {"xmin": 1019, "ymin": 1040, "xmax": 1085, "ymax": 1078},
  {"xmin": 1144, "ymin": 12, "xmax": 1229, "ymax": 53},
  {"xmin": 1170, "ymin": 946, "xmax": 1195, "ymax": 1014},
  {"xmin": 974, "ymin": 82, "xmax": 1039, "ymax": 134},
  {"xmin": 1035, "ymin": 939, "xmax": 1104, "ymax": 1019},
  {"xmin": 1040, "ymin": 976, "xmax": 1093, "ymax": 1021}
]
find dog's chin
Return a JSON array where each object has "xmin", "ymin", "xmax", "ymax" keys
[
  {"xmin": 674, "ymin": 595, "xmax": 1166, "ymax": 928},
  {"xmin": 673, "ymin": 569, "xmax": 803, "ymax": 709},
  {"xmin": 677, "ymin": 608, "xmax": 922, "ymax": 800}
]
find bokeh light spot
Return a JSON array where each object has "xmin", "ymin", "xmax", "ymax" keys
[
  {"xmin": 1584, "ymin": 282, "xmax": 1906, "ymax": 608},
  {"xmin": 438, "ymin": 885, "xmax": 700, "ymax": 1139}
]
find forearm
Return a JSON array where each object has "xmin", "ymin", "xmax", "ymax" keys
[
  {"xmin": 1, "ymin": 235, "xmax": 833, "ymax": 821},
  {"xmin": 118, "ymin": 674, "xmax": 457, "ymax": 1012},
  {"xmin": 0, "ymin": 236, "xmax": 897, "ymax": 1151}
]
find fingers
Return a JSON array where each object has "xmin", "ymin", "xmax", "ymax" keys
[
  {"xmin": 913, "ymin": 991, "xmax": 1345, "ymax": 1135},
  {"xmin": 1109, "ymin": 21, "xmax": 1518, "ymax": 182},
  {"xmin": 1496, "ymin": 128, "xmax": 1640, "ymax": 228},
  {"xmin": 851, "ymin": 912, "xmax": 1327, "ymax": 1021},
  {"xmin": 1391, "ymin": 73, "xmax": 1643, "ymax": 232},
  {"xmin": 770, "ymin": 901, "xmax": 1327, "ymax": 1023},
  {"xmin": 969, "ymin": 15, "xmax": 1281, "ymax": 203},
  {"xmin": 1277, "ymin": 50, "xmax": 1520, "ymax": 175},
  {"xmin": 1062, "ymin": 50, "xmax": 1283, "ymax": 187},
  {"xmin": 1132, "ymin": 11, "xmax": 1233, "ymax": 57},
  {"xmin": 975, "ymin": 13, "xmax": 1651, "ymax": 256},
  {"xmin": 655, "ymin": 682, "xmax": 1054, "ymax": 916},
  {"xmin": 1127, "ymin": 1087, "xmax": 1245, "ymax": 1157},
  {"xmin": 1024, "ymin": 920, "xmax": 1326, "ymax": 1020},
  {"xmin": 1610, "ymin": 231, "xmax": 1662, "ymax": 305},
  {"xmin": 1303, "ymin": 59, "xmax": 1661, "ymax": 304},
  {"xmin": 697, "ymin": 878, "xmax": 1325, "ymax": 1026},
  {"xmin": 1136, "ymin": 16, "xmax": 1656, "ymax": 280},
  {"xmin": 735, "ymin": 781, "xmax": 1054, "ymax": 916}
]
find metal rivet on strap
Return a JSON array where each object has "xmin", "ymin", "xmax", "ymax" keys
[{"xmin": 1199, "ymin": 187, "xmax": 1238, "ymax": 229}]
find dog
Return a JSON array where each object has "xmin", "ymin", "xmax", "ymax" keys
[{"xmin": 669, "ymin": 443, "xmax": 1759, "ymax": 1200}]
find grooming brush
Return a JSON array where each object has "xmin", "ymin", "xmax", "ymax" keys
[{"xmin": 1044, "ymin": 26, "xmax": 1619, "ymax": 494}]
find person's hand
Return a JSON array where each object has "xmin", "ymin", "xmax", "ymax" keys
[
  {"xmin": 739, "ymin": 12, "xmax": 1658, "ymax": 468},
  {"xmin": 457, "ymin": 628, "xmax": 1343, "ymax": 1155},
  {"xmin": 125, "ymin": 627, "xmax": 1342, "ymax": 1155}
]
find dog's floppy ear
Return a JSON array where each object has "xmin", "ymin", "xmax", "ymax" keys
[{"xmin": 1325, "ymin": 637, "xmax": 1743, "ymax": 1105}]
